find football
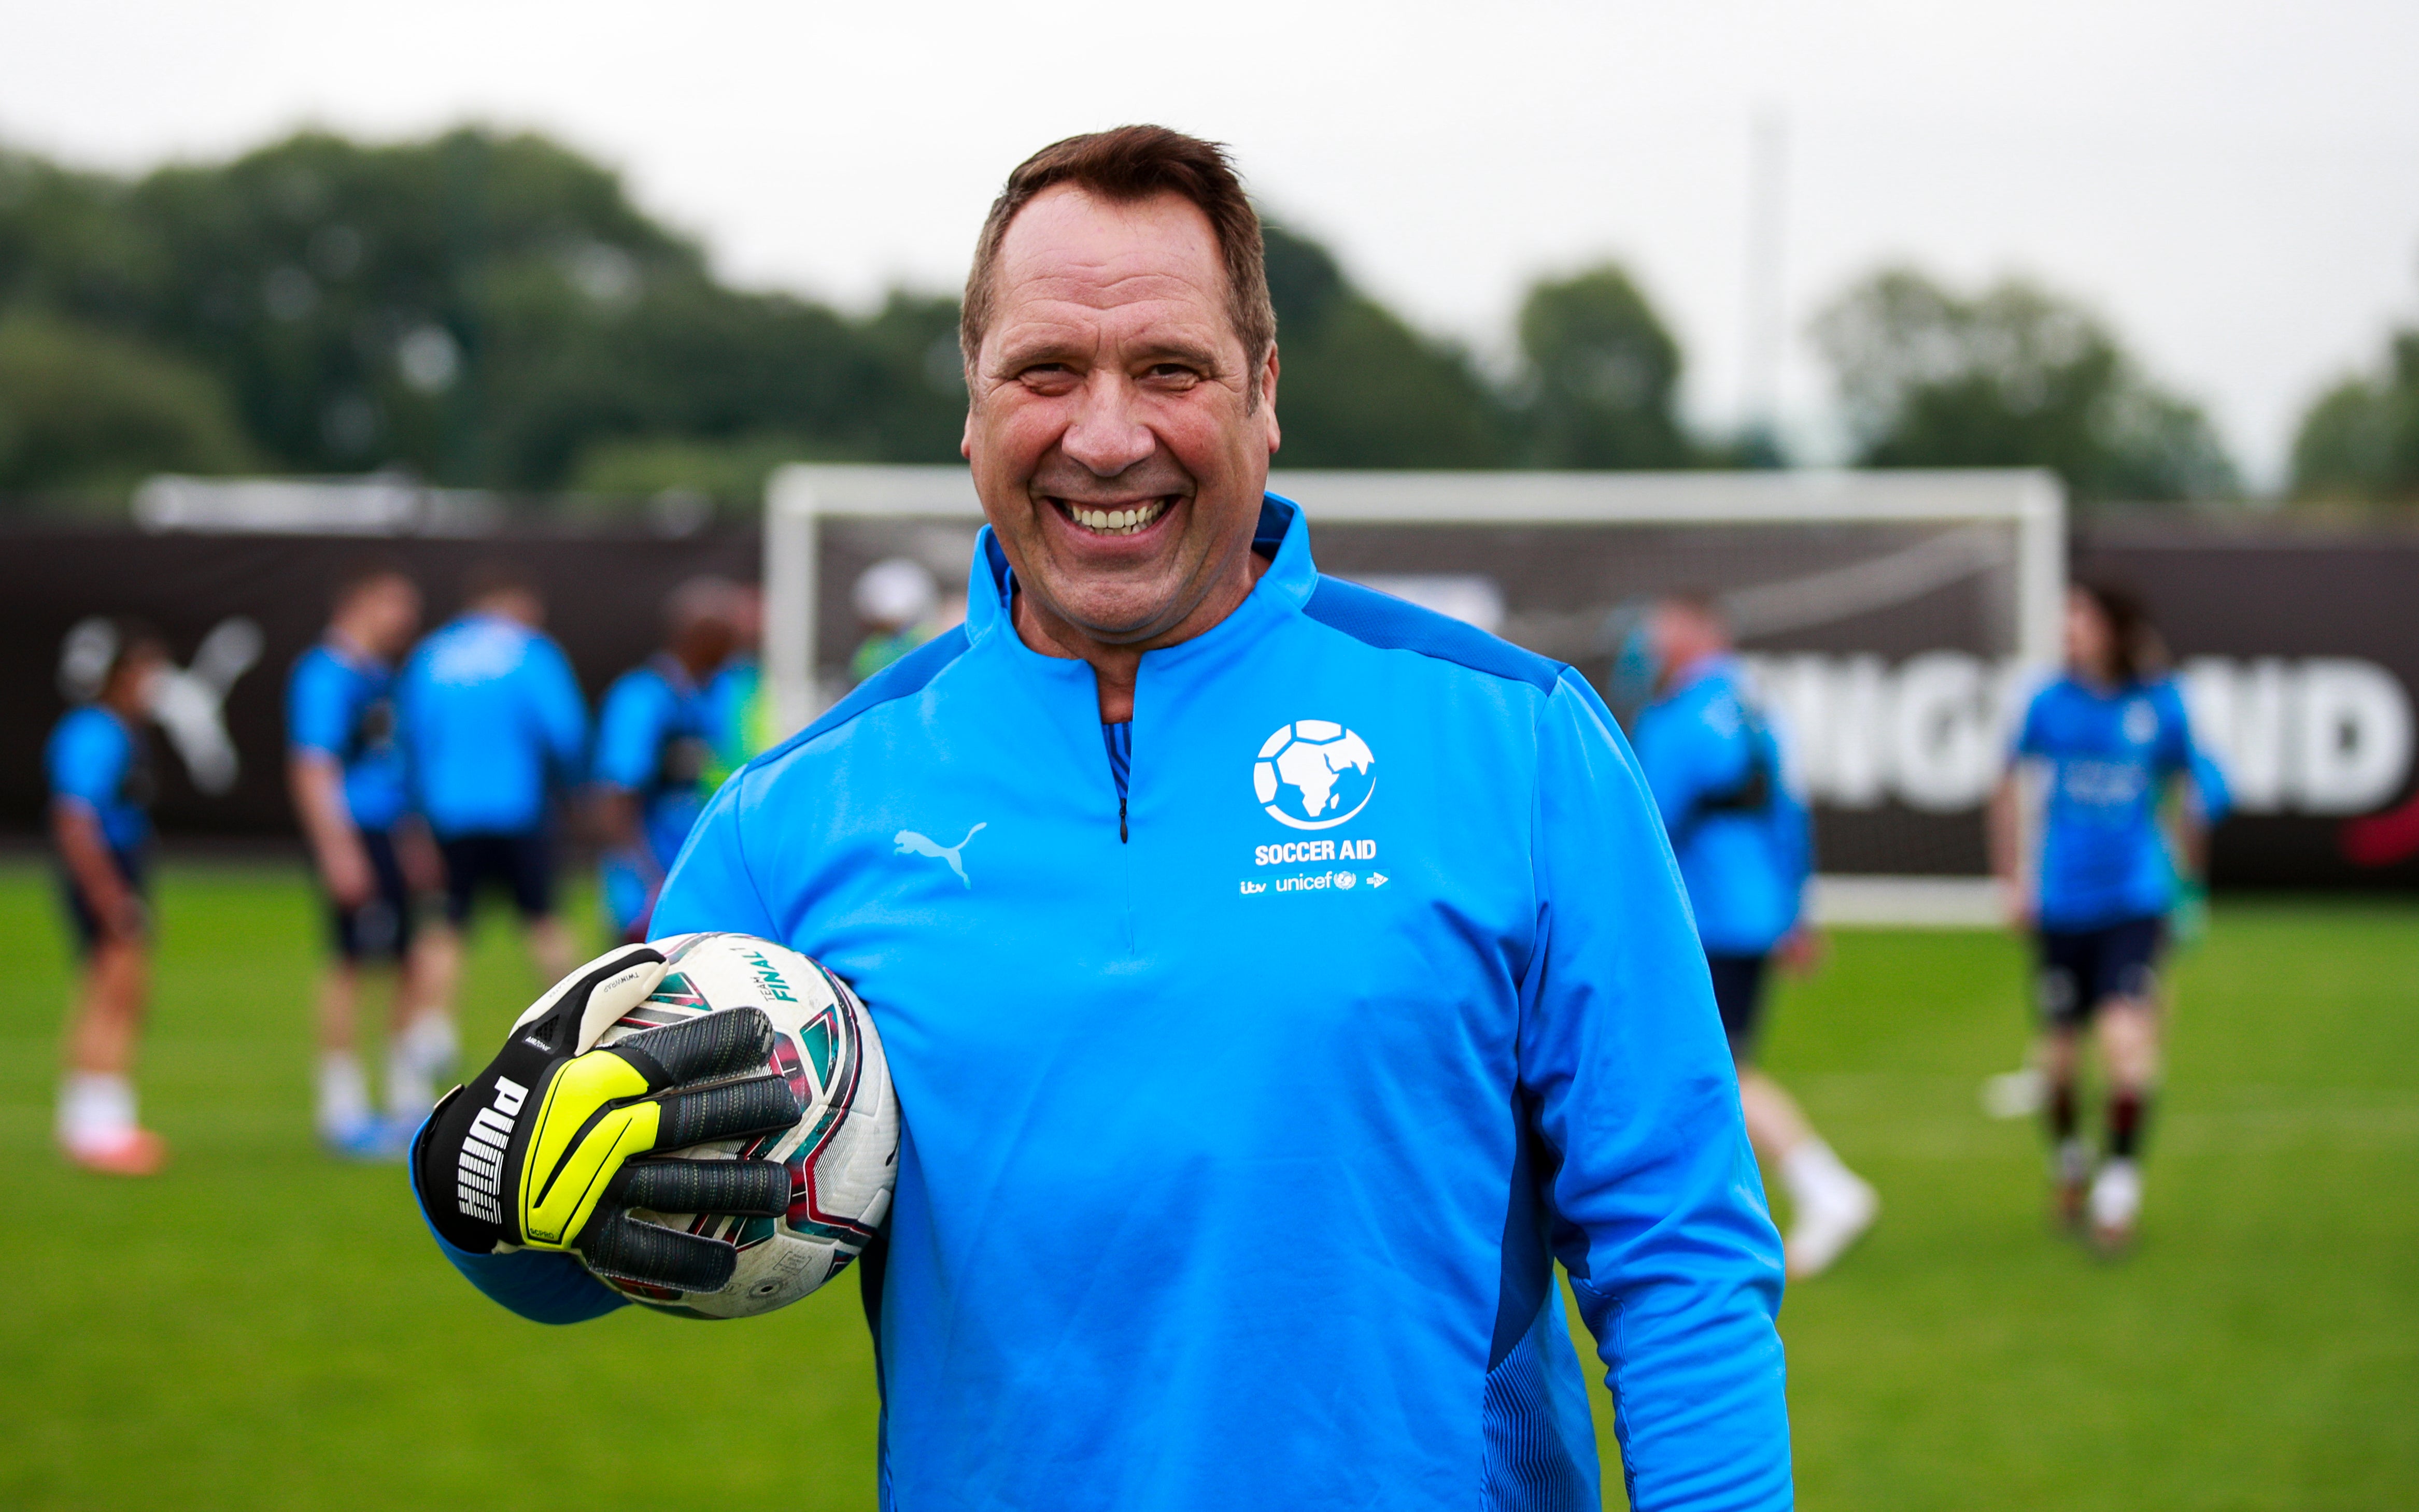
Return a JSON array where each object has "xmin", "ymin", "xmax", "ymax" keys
[{"xmin": 591, "ymin": 932, "xmax": 899, "ymax": 1319}]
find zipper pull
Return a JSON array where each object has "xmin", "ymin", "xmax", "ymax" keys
[{"xmin": 1119, "ymin": 795, "xmax": 1128, "ymax": 844}]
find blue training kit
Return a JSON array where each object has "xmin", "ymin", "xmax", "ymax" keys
[
  {"xmin": 421, "ymin": 497, "xmax": 1791, "ymax": 1511},
  {"xmin": 288, "ymin": 638, "xmax": 411, "ymax": 832},
  {"xmin": 47, "ymin": 705, "xmax": 151, "ymax": 855},
  {"xmin": 1628, "ymin": 655, "xmax": 1810, "ymax": 957},
  {"xmin": 395, "ymin": 614, "xmax": 588, "ymax": 838},
  {"xmin": 593, "ymin": 655, "xmax": 715, "ymax": 931},
  {"xmin": 2012, "ymin": 674, "xmax": 2195, "ymax": 931}
]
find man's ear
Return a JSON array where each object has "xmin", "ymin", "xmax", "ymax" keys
[{"xmin": 1259, "ymin": 344, "xmax": 1281, "ymax": 454}]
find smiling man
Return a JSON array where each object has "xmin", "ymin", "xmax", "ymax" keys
[{"xmin": 421, "ymin": 127, "xmax": 1790, "ymax": 1510}]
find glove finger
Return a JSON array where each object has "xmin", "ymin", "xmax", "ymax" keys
[
  {"xmin": 613, "ymin": 1157, "xmax": 793, "ymax": 1218},
  {"xmin": 576, "ymin": 1207, "xmax": 739, "ymax": 1293},
  {"xmin": 507, "ymin": 945, "xmax": 669, "ymax": 1055},
  {"xmin": 653, "ymin": 1073, "xmax": 802, "ymax": 1149},
  {"xmin": 613, "ymin": 1007, "xmax": 777, "ymax": 1088},
  {"xmin": 574, "ymin": 952, "xmax": 676, "ymax": 1055}
]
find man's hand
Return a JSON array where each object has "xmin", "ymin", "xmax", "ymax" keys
[
  {"xmin": 414, "ymin": 945, "xmax": 802, "ymax": 1293},
  {"xmin": 321, "ymin": 835, "xmax": 375, "ymax": 910},
  {"xmin": 290, "ymin": 752, "xmax": 374, "ymax": 907},
  {"xmin": 1773, "ymin": 924, "xmax": 1826, "ymax": 977},
  {"xmin": 396, "ymin": 820, "xmax": 444, "ymax": 896}
]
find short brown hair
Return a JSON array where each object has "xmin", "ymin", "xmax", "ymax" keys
[
  {"xmin": 332, "ymin": 554, "xmax": 415, "ymax": 610},
  {"xmin": 2074, "ymin": 578, "xmax": 2156, "ymax": 685},
  {"xmin": 462, "ymin": 558, "xmax": 537, "ymax": 608},
  {"xmin": 960, "ymin": 126, "xmax": 1276, "ymax": 397}
]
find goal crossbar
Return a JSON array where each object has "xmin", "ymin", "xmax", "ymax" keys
[
  {"xmin": 761, "ymin": 464, "xmax": 2064, "ymax": 926},
  {"xmin": 766, "ymin": 463, "xmax": 2064, "ymax": 725}
]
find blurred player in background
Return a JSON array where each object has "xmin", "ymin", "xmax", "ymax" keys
[
  {"xmin": 1629, "ymin": 592, "xmax": 1879, "ymax": 1277},
  {"xmin": 1991, "ymin": 581, "xmax": 2208, "ymax": 1251},
  {"xmin": 847, "ymin": 555, "xmax": 940, "ymax": 684},
  {"xmin": 48, "ymin": 620, "xmax": 170, "ymax": 1175},
  {"xmin": 701, "ymin": 582, "xmax": 772, "ymax": 787},
  {"xmin": 287, "ymin": 562, "xmax": 441, "ymax": 1157},
  {"xmin": 593, "ymin": 577, "xmax": 739, "ymax": 942},
  {"xmin": 396, "ymin": 562, "xmax": 588, "ymax": 1111}
]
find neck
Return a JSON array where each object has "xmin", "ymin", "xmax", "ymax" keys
[{"xmin": 1011, "ymin": 552, "xmax": 1270, "ymax": 724}]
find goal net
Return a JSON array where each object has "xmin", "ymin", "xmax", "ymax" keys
[{"xmin": 762, "ymin": 466, "xmax": 2064, "ymax": 925}]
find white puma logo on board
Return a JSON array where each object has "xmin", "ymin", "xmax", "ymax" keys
[{"xmin": 895, "ymin": 823, "xmax": 987, "ymax": 887}]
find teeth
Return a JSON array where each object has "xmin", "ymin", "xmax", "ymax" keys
[{"xmin": 1066, "ymin": 500, "xmax": 1171, "ymax": 537}]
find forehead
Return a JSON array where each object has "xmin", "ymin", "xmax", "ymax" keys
[{"xmin": 987, "ymin": 186, "xmax": 1232, "ymax": 348}]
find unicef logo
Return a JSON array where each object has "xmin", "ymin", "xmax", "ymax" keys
[{"xmin": 1253, "ymin": 720, "xmax": 1376, "ymax": 830}]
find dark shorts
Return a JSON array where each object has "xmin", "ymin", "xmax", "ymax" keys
[
  {"xmin": 59, "ymin": 845, "xmax": 149, "ymax": 958},
  {"xmin": 1705, "ymin": 951, "xmax": 1772, "ymax": 1064},
  {"xmin": 439, "ymin": 830, "xmax": 555, "ymax": 926},
  {"xmin": 2035, "ymin": 915, "xmax": 2165, "ymax": 1028},
  {"xmin": 326, "ymin": 827, "xmax": 417, "ymax": 963}
]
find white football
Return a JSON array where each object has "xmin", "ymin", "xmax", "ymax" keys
[{"xmin": 592, "ymin": 932, "xmax": 898, "ymax": 1319}]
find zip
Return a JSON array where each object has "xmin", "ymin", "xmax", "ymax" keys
[{"xmin": 1119, "ymin": 794, "xmax": 1128, "ymax": 845}]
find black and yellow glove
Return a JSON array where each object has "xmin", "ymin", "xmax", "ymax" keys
[{"xmin": 414, "ymin": 944, "xmax": 803, "ymax": 1293}]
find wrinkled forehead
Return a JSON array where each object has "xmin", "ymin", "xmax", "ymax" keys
[{"xmin": 987, "ymin": 186, "xmax": 1234, "ymax": 347}]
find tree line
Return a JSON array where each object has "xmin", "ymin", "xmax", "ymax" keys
[{"xmin": 6, "ymin": 124, "xmax": 2395, "ymax": 510}]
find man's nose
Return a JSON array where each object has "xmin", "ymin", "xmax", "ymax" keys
[{"xmin": 1059, "ymin": 370, "xmax": 1156, "ymax": 478}]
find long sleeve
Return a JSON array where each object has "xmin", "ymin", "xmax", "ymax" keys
[{"xmin": 1518, "ymin": 668, "xmax": 1791, "ymax": 1511}]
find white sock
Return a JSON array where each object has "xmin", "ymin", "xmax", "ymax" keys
[
  {"xmin": 317, "ymin": 1051, "xmax": 371, "ymax": 1137},
  {"xmin": 387, "ymin": 1015, "xmax": 459, "ymax": 1121},
  {"xmin": 1781, "ymin": 1138, "xmax": 1863, "ymax": 1211},
  {"xmin": 58, "ymin": 1072, "xmax": 137, "ymax": 1149}
]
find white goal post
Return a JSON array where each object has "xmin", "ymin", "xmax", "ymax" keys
[{"xmin": 763, "ymin": 465, "xmax": 2065, "ymax": 926}]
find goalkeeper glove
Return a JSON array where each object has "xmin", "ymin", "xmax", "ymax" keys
[{"xmin": 414, "ymin": 943, "xmax": 802, "ymax": 1293}]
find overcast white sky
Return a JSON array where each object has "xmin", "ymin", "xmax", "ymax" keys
[{"xmin": 6, "ymin": 0, "xmax": 2416, "ymax": 486}]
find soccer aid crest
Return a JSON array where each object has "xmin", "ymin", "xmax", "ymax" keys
[{"xmin": 1253, "ymin": 721, "xmax": 1376, "ymax": 830}]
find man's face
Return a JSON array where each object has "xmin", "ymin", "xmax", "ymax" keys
[
  {"xmin": 2064, "ymin": 588, "xmax": 2113, "ymax": 679},
  {"xmin": 356, "ymin": 577, "xmax": 422, "ymax": 660},
  {"xmin": 1647, "ymin": 603, "xmax": 1725, "ymax": 690},
  {"xmin": 107, "ymin": 645, "xmax": 167, "ymax": 716},
  {"xmin": 676, "ymin": 614, "xmax": 739, "ymax": 676},
  {"xmin": 477, "ymin": 588, "xmax": 543, "ymax": 629},
  {"xmin": 963, "ymin": 186, "xmax": 1280, "ymax": 648}
]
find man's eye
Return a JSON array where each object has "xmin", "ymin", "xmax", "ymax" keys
[
  {"xmin": 1018, "ymin": 364, "xmax": 1076, "ymax": 388},
  {"xmin": 1144, "ymin": 364, "xmax": 1198, "ymax": 383}
]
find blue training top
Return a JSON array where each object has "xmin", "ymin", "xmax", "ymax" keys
[
  {"xmin": 1629, "ymin": 655, "xmax": 1811, "ymax": 957},
  {"xmin": 287, "ymin": 638, "xmax": 410, "ymax": 832},
  {"xmin": 593, "ymin": 655, "xmax": 715, "ymax": 869},
  {"xmin": 395, "ymin": 613, "xmax": 589, "ymax": 838},
  {"xmin": 2012, "ymin": 673, "xmax": 2195, "ymax": 931},
  {"xmin": 47, "ymin": 706, "xmax": 150, "ymax": 854},
  {"xmin": 421, "ymin": 497, "xmax": 1791, "ymax": 1512}
]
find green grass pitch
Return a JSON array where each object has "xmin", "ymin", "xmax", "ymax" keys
[{"xmin": 0, "ymin": 862, "xmax": 2411, "ymax": 1510}]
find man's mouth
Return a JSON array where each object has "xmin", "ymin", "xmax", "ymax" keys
[{"xmin": 1054, "ymin": 496, "xmax": 1177, "ymax": 538}]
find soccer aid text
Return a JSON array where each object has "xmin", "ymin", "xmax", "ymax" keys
[{"xmin": 1252, "ymin": 839, "xmax": 1377, "ymax": 865}]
